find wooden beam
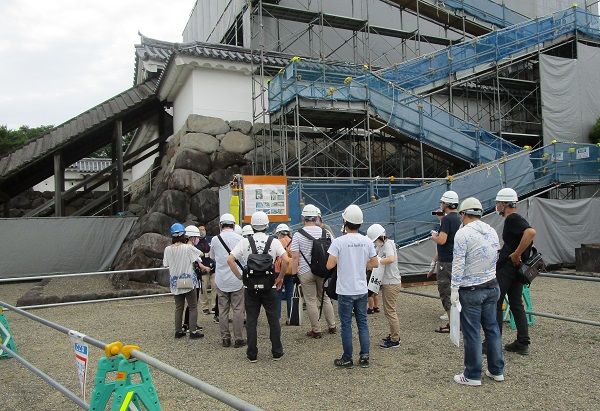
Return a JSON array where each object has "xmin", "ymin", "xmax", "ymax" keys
[{"xmin": 53, "ymin": 152, "xmax": 64, "ymax": 216}]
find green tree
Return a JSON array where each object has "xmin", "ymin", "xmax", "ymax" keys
[
  {"xmin": 590, "ymin": 117, "xmax": 600, "ymax": 144},
  {"xmin": 0, "ymin": 124, "xmax": 55, "ymax": 156}
]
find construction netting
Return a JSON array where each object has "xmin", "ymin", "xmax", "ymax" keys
[{"xmin": 317, "ymin": 142, "xmax": 599, "ymax": 246}]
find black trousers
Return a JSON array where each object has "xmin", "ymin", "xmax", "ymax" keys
[
  {"xmin": 496, "ymin": 263, "xmax": 530, "ymax": 344},
  {"xmin": 245, "ymin": 288, "xmax": 283, "ymax": 359}
]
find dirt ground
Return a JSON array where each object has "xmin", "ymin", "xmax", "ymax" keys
[{"xmin": 0, "ymin": 273, "xmax": 598, "ymax": 410}]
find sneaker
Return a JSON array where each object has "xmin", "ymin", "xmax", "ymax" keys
[
  {"xmin": 175, "ymin": 331, "xmax": 186, "ymax": 339},
  {"xmin": 328, "ymin": 326, "xmax": 337, "ymax": 334},
  {"xmin": 234, "ymin": 339, "xmax": 247, "ymax": 348},
  {"xmin": 203, "ymin": 309, "xmax": 211, "ymax": 315},
  {"xmin": 453, "ymin": 373, "xmax": 482, "ymax": 386},
  {"xmin": 213, "ymin": 316, "xmax": 219, "ymax": 324},
  {"xmin": 381, "ymin": 334, "xmax": 392, "ymax": 343},
  {"xmin": 504, "ymin": 340, "xmax": 529, "ymax": 355},
  {"xmin": 358, "ymin": 356, "xmax": 370, "ymax": 368},
  {"xmin": 247, "ymin": 356, "xmax": 257, "ymax": 363},
  {"xmin": 222, "ymin": 338, "xmax": 231, "ymax": 347},
  {"xmin": 379, "ymin": 339, "xmax": 400, "ymax": 349},
  {"xmin": 485, "ymin": 370, "xmax": 505, "ymax": 382},
  {"xmin": 367, "ymin": 308, "xmax": 374, "ymax": 314},
  {"xmin": 272, "ymin": 353, "xmax": 284, "ymax": 361},
  {"xmin": 189, "ymin": 331, "xmax": 204, "ymax": 339},
  {"xmin": 182, "ymin": 323, "xmax": 189, "ymax": 332},
  {"xmin": 334, "ymin": 357, "xmax": 354, "ymax": 368},
  {"xmin": 373, "ymin": 307, "xmax": 380, "ymax": 313}
]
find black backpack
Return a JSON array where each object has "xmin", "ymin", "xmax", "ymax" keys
[
  {"xmin": 243, "ymin": 236, "xmax": 276, "ymax": 291},
  {"xmin": 298, "ymin": 227, "xmax": 332, "ymax": 278}
]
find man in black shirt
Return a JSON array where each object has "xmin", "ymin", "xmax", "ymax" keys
[
  {"xmin": 495, "ymin": 188, "xmax": 536, "ymax": 355},
  {"xmin": 431, "ymin": 190, "xmax": 461, "ymax": 333}
]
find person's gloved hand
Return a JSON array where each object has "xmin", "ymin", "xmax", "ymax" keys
[
  {"xmin": 292, "ymin": 274, "xmax": 300, "ymax": 285},
  {"xmin": 450, "ymin": 289, "xmax": 460, "ymax": 307}
]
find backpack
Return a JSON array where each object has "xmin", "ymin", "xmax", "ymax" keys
[
  {"xmin": 243, "ymin": 235, "xmax": 276, "ymax": 291},
  {"xmin": 298, "ymin": 227, "xmax": 332, "ymax": 278}
]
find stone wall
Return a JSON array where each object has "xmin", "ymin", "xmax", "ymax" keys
[
  {"xmin": 3, "ymin": 190, "xmax": 129, "ymax": 217},
  {"xmin": 111, "ymin": 114, "xmax": 256, "ymax": 287}
]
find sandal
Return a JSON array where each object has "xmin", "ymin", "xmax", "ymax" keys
[{"xmin": 435, "ymin": 324, "xmax": 450, "ymax": 333}]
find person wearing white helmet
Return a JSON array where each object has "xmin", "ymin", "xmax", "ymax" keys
[
  {"xmin": 315, "ymin": 207, "xmax": 335, "ymax": 238},
  {"xmin": 326, "ymin": 204, "xmax": 378, "ymax": 368},
  {"xmin": 227, "ymin": 211, "xmax": 289, "ymax": 362},
  {"xmin": 432, "ymin": 190, "xmax": 461, "ymax": 334},
  {"xmin": 274, "ymin": 224, "xmax": 294, "ymax": 324},
  {"xmin": 366, "ymin": 224, "xmax": 402, "ymax": 349},
  {"xmin": 192, "ymin": 223, "xmax": 217, "ymax": 317},
  {"xmin": 494, "ymin": 187, "xmax": 536, "ymax": 355},
  {"xmin": 241, "ymin": 225, "xmax": 254, "ymax": 238},
  {"xmin": 234, "ymin": 225, "xmax": 243, "ymax": 235},
  {"xmin": 163, "ymin": 223, "xmax": 204, "ymax": 340},
  {"xmin": 182, "ymin": 225, "xmax": 211, "ymax": 333},
  {"xmin": 450, "ymin": 197, "xmax": 504, "ymax": 386},
  {"xmin": 290, "ymin": 204, "xmax": 337, "ymax": 338},
  {"xmin": 210, "ymin": 213, "xmax": 245, "ymax": 348}
]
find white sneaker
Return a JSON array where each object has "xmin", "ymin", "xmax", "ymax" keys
[
  {"xmin": 453, "ymin": 373, "xmax": 482, "ymax": 386},
  {"xmin": 485, "ymin": 370, "xmax": 505, "ymax": 382},
  {"xmin": 440, "ymin": 313, "xmax": 448, "ymax": 321}
]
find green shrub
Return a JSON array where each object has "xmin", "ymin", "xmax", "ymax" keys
[{"xmin": 590, "ymin": 117, "xmax": 600, "ymax": 144}]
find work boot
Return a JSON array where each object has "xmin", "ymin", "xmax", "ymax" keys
[{"xmin": 504, "ymin": 340, "xmax": 529, "ymax": 355}]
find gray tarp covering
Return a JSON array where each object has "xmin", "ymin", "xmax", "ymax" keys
[
  {"xmin": 0, "ymin": 217, "xmax": 136, "ymax": 278},
  {"xmin": 397, "ymin": 197, "xmax": 600, "ymax": 274},
  {"xmin": 540, "ymin": 42, "xmax": 600, "ymax": 145}
]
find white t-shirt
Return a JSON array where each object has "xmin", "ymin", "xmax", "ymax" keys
[
  {"xmin": 377, "ymin": 239, "xmax": 401, "ymax": 285},
  {"xmin": 290, "ymin": 225, "xmax": 332, "ymax": 275},
  {"xmin": 230, "ymin": 232, "xmax": 286, "ymax": 267},
  {"xmin": 209, "ymin": 229, "xmax": 243, "ymax": 293},
  {"xmin": 163, "ymin": 243, "xmax": 202, "ymax": 295},
  {"xmin": 328, "ymin": 233, "xmax": 376, "ymax": 296}
]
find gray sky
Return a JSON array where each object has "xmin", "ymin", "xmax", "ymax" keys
[{"xmin": 0, "ymin": 0, "xmax": 195, "ymax": 130}]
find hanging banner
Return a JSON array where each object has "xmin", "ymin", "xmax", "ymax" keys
[
  {"xmin": 69, "ymin": 331, "xmax": 89, "ymax": 401},
  {"xmin": 242, "ymin": 175, "xmax": 289, "ymax": 223}
]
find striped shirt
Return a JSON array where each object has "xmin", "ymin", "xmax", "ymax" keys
[{"xmin": 290, "ymin": 226, "xmax": 331, "ymax": 275}]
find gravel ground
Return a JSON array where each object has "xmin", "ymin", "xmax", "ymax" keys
[{"xmin": 0, "ymin": 272, "xmax": 599, "ymax": 411}]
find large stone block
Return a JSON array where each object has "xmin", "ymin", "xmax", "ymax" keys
[
  {"xmin": 133, "ymin": 232, "xmax": 171, "ymax": 259},
  {"xmin": 208, "ymin": 168, "xmax": 234, "ymax": 187},
  {"xmin": 139, "ymin": 211, "xmax": 175, "ymax": 235},
  {"xmin": 187, "ymin": 114, "xmax": 230, "ymax": 135},
  {"xmin": 220, "ymin": 131, "xmax": 254, "ymax": 154},
  {"xmin": 151, "ymin": 189, "xmax": 189, "ymax": 221},
  {"xmin": 213, "ymin": 151, "xmax": 247, "ymax": 169},
  {"xmin": 11, "ymin": 195, "xmax": 31, "ymax": 209},
  {"xmin": 168, "ymin": 169, "xmax": 210, "ymax": 196},
  {"xmin": 228, "ymin": 120, "xmax": 252, "ymax": 134},
  {"xmin": 180, "ymin": 132, "xmax": 220, "ymax": 154},
  {"xmin": 173, "ymin": 148, "xmax": 212, "ymax": 175},
  {"xmin": 190, "ymin": 188, "xmax": 219, "ymax": 223}
]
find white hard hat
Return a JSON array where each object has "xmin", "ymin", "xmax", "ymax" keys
[
  {"xmin": 275, "ymin": 224, "xmax": 290, "ymax": 234},
  {"xmin": 185, "ymin": 225, "xmax": 200, "ymax": 237},
  {"xmin": 302, "ymin": 204, "xmax": 319, "ymax": 217},
  {"xmin": 366, "ymin": 224, "xmax": 385, "ymax": 242},
  {"xmin": 251, "ymin": 211, "xmax": 269, "ymax": 230},
  {"xmin": 496, "ymin": 188, "xmax": 518, "ymax": 203},
  {"xmin": 316, "ymin": 207, "xmax": 322, "ymax": 217},
  {"xmin": 242, "ymin": 225, "xmax": 254, "ymax": 236},
  {"xmin": 234, "ymin": 224, "xmax": 243, "ymax": 235},
  {"xmin": 220, "ymin": 213, "xmax": 236, "ymax": 225},
  {"xmin": 440, "ymin": 190, "xmax": 459, "ymax": 204},
  {"xmin": 342, "ymin": 204, "xmax": 363, "ymax": 224},
  {"xmin": 458, "ymin": 197, "xmax": 483, "ymax": 216}
]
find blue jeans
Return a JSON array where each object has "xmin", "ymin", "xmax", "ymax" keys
[
  {"xmin": 460, "ymin": 287, "xmax": 504, "ymax": 380},
  {"xmin": 338, "ymin": 293, "xmax": 370, "ymax": 361},
  {"xmin": 277, "ymin": 275, "xmax": 294, "ymax": 320}
]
